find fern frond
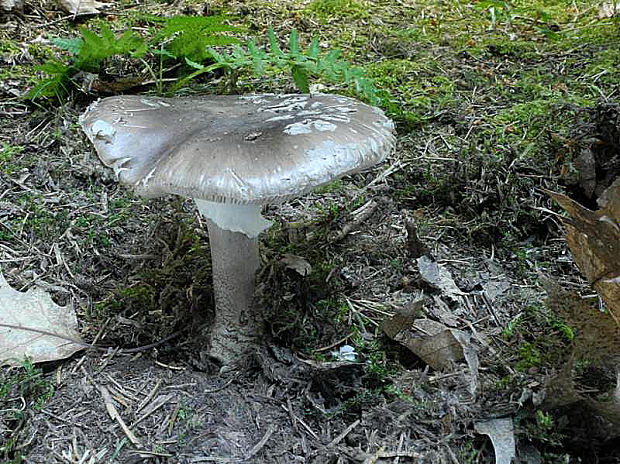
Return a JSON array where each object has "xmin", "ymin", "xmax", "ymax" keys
[
  {"xmin": 154, "ymin": 15, "xmax": 241, "ymax": 63},
  {"xmin": 267, "ymin": 28, "xmax": 284, "ymax": 57},
  {"xmin": 307, "ymin": 37, "xmax": 320, "ymax": 59},
  {"xmin": 76, "ymin": 24, "xmax": 146, "ymax": 71},
  {"xmin": 51, "ymin": 37, "xmax": 83, "ymax": 55},
  {"xmin": 289, "ymin": 29, "xmax": 300, "ymax": 56},
  {"xmin": 291, "ymin": 65, "xmax": 310, "ymax": 93},
  {"xmin": 25, "ymin": 60, "xmax": 72, "ymax": 101}
]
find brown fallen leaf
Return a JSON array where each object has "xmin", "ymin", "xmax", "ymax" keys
[
  {"xmin": 386, "ymin": 316, "xmax": 469, "ymax": 370},
  {"xmin": 417, "ymin": 255, "xmax": 465, "ymax": 301},
  {"xmin": 0, "ymin": 272, "xmax": 84, "ymax": 366},
  {"xmin": 543, "ymin": 276, "xmax": 620, "ymax": 367},
  {"xmin": 547, "ymin": 178, "xmax": 620, "ymax": 328}
]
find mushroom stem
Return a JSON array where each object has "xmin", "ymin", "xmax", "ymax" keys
[
  {"xmin": 195, "ymin": 200, "xmax": 272, "ymax": 363},
  {"xmin": 204, "ymin": 218, "xmax": 261, "ymax": 362}
]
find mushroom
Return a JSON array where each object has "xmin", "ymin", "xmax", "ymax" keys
[{"xmin": 80, "ymin": 93, "xmax": 395, "ymax": 363}]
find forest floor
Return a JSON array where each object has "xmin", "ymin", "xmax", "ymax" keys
[{"xmin": 1, "ymin": 0, "xmax": 619, "ymax": 463}]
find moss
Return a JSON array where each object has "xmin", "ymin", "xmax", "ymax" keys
[
  {"xmin": 0, "ymin": 38, "xmax": 21, "ymax": 57},
  {"xmin": 516, "ymin": 341, "xmax": 543, "ymax": 370},
  {"xmin": 367, "ymin": 58, "xmax": 456, "ymax": 125},
  {"xmin": 480, "ymin": 38, "xmax": 545, "ymax": 60},
  {"xmin": 0, "ymin": 144, "xmax": 24, "ymax": 174},
  {"xmin": 306, "ymin": 0, "xmax": 370, "ymax": 21}
]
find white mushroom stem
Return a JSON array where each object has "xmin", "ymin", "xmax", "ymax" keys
[{"xmin": 195, "ymin": 200, "xmax": 272, "ymax": 362}]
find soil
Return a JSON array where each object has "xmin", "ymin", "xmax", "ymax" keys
[{"xmin": 1, "ymin": 1, "xmax": 619, "ymax": 463}]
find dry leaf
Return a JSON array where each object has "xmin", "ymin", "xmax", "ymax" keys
[
  {"xmin": 474, "ymin": 418, "xmax": 516, "ymax": 464},
  {"xmin": 1, "ymin": 0, "xmax": 23, "ymax": 12},
  {"xmin": 387, "ymin": 317, "xmax": 471, "ymax": 370},
  {"xmin": 598, "ymin": 1, "xmax": 620, "ymax": 18},
  {"xmin": 56, "ymin": 0, "xmax": 110, "ymax": 15},
  {"xmin": 543, "ymin": 276, "xmax": 620, "ymax": 366},
  {"xmin": 547, "ymin": 179, "xmax": 620, "ymax": 327},
  {"xmin": 417, "ymin": 256, "xmax": 465, "ymax": 301},
  {"xmin": 381, "ymin": 300, "xmax": 423, "ymax": 339},
  {"xmin": 0, "ymin": 272, "xmax": 84, "ymax": 366},
  {"xmin": 281, "ymin": 253, "xmax": 312, "ymax": 276}
]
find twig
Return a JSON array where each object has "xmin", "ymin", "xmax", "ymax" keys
[
  {"xmin": 285, "ymin": 397, "xmax": 300, "ymax": 436},
  {"xmin": 98, "ymin": 385, "xmax": 141, "ymax": 447},
  {"xmin": 168, "ymin": 401, "xmax": 181, "ymax": 436},
  {"xmin": 328, "ymin": 419, "xmax": 360, "ymax": 447},
  {"xmin": 315, "ymin": 334, "xmax": 351, "ymax": 352},
  {"xmin": 330, "ymin": 200, "xmax": 378, "ymax": 243},
  {"xmin": 130, "ymin": 394, "xmax": 175, "ymax": 428},
  {"xmin": 363, "ymin": 446, "xmax": 385, "ymax": 464},
  {"xmin": 244, "ymin": 425, "xmax": 275, "ymax": 460},
  {"xmin": 0, "ymin": 322, "xmax": 191, "ymax": 354},
  {"xmin": 394, "ymin": 432, "xmax": 405, "ymax": 464},
  {"xmin": 279, "ymin": 406, "xmax": 319, "ymax": 440},
  {"xmin": 137, "ymin": 379, "xmax": 162, "ymax": 413},
  {"xmin": 203, "ymin": 378, "xmax": 234, "ymax": 394}
]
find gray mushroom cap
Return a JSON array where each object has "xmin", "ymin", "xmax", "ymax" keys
[{"xmin": 80, "ymin": 93, "xmax": 395, "ymax": 204}]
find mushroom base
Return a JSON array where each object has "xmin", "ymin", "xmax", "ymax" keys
[{"xmin": 204, "ymin": 218, "xmax": 261, "ymax": 363}]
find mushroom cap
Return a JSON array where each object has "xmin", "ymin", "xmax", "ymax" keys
[{"xmin": 80, "ymin": 94, "xmax": 395, "ymax": 204}]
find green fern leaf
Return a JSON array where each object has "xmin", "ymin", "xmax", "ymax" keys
[
  {"xmin": 100, "ymin": 24, "xmax": 115, "ymax": 44},
  {"xmin": 51, "ymin": 37, "xmax": 83, "ymax": 55},
  {"xmin": 26, "ymin": 60, "xmax": 71, "ymax": 101},
  {"xmin": 307, "ymin": 37, "xmax": 320, "ymax": 59},
  {"xmin": 207, "ymin": 48, "xmax": 227, "ymax": 64},
  {"xmin": 185, "ymin": 57, "xmax": 205, "ymax": 70},
  {"xmin": 154, "ymin": 15, "xmax": 241, "ymax": 63},
  {"xmin": 289, "ymin": 28, "xmax": 300, "ymax": 56},
  {"xmin": 291, "ymin": 65, "xmax": 310, "ymax": 93},
  {"xmin": 247, "ymin": 40, "xmax": 266, "ymax": 74},
  {"xmin": 76, "ymin": 24, "xmax": 145, "ymax": 72},
  {"xmin": 267, "ymin": 27, "xmax": 284, "ymax": 57}
]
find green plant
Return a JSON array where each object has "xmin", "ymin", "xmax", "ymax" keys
[
  {"xmin": 501, "ymin": 315, "xmax": 522, "ymax": 339},
  {"xmin": 27, "ymin": 23, "xmax": 146, "ymax": 101},
  {"xmin": 28, "ymin": 19, "xmax": 382, "ymax": 108},
  {"xmin": 0, "ymin": 143, "xmax": 23, "ymax": 160},
  {"xmin": 178, "ymin": 28, "xmax": 381, "ymax": 104},
  {"xmin": 536, "ymin": 410, "xmax": 553, "ymax": 430},
  {"xmin": 475, "ymin": 0, "xmax": 558, "ymax": 39},
  {"xmin": 1, "ymin": 359, "xmax": 54, "ymax": 461},
  {"xmin": 148, "ymin": 15, "xmax": 241, "ymax": 63},
  {"xmin": 306, "ymin": 0, "xmax": 369, "ymax": 20},
  {"xmin": 516, "ymin": 341, "xmax": 542, "ymax": 371}
]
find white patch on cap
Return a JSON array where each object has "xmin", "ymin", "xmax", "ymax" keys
[
  {"xmin": 297, "ymin": 110, "xmax": 321, "ymax": 117},
  {"xmin": 91, "ymin": 120, "xmax": 116, "ymax": 143},
  {"xmin": 141, "ymin": 167, "xmax": 157, "ymax": 186},
  {"xmin": 335, "ymin": 106, "xmax": 356, "ymax": 113},
  {"xmin": 284, "ymin": 119, "xmax": 337, "ymax": 135},
  {"xmin": 321, "ymin": 114, "xmax": 351, "ymax": 123},
  {"xmin": 266, "ymin": 115, "xmax": 295, "ymax": 122},
  {"xmin": 313, "ymin": 120, "xmax": 337, "ymax": 132},
  {"xmin": 260, "ymin": 96, "xmax": 308, "ymax": 114},
  {"xmin": 284, "ymin": 122, "xmax": 313, "ymax": 135},
  {"xmin": 139, "ymin": 98, "xmax": 170, "ymax": 107}
]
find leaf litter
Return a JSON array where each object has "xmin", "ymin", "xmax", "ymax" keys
[
  {"xmin": 1, "ymin": 0, "xmax": 619, "ymax": 462},
  {"xmin": 0, "ymin": 271, "xmax": 84, "ymax": 366}
]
